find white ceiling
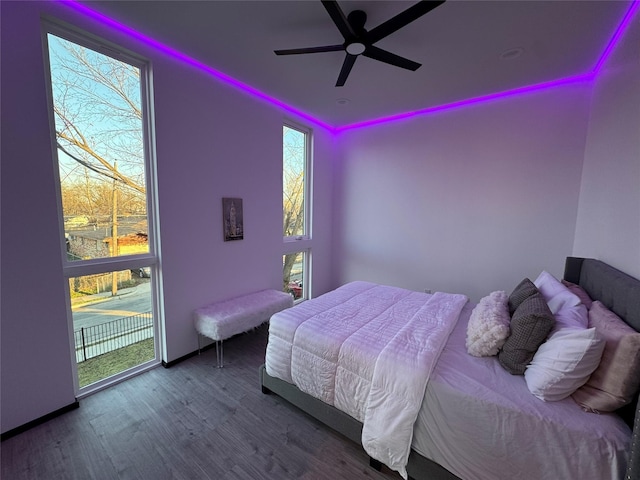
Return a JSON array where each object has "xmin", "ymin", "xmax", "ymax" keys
[{"xmin": 84, "ymin": 1, "xmax": 634, "ymax": 128}]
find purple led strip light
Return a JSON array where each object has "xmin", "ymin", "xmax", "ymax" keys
[
  {"xmin": 62, "ymin": 0, "xmax": 638, "ymax": 132},
  {"xmin": 592, "ymin": 0, "xmax": 640, "ymax": 75},
  {"xmin": 337, "ymin": 73, "xmax": 595, "ymax": 132},
  {"xmin": 59, "ymin": 0, "xmax": 334, "ymax": 131},
  {"xmin": 338, "ymin": 0, "xmax": 640, "ymax": 132}
]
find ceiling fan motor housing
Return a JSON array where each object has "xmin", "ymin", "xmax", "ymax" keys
[{"xmin": 274, "ymin": 1, "xmax": 447, "ymax": 86}]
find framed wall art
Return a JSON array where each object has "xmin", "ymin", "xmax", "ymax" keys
[{"xmin": 222, "ymin": 197, "xmax": 243, "ymax": 241}]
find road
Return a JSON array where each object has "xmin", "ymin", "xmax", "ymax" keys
[
  {"xmin": 72, "ymin": 281, "xmax": 152, "ymax": 330},
  {"xmin": 72, "ymin": 281, "xmax": 154, "ymax": 362}
]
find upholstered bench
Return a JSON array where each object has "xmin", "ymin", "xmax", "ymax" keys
[{"xmin": 194, "ymin": 289, "xmax": 293, "ymax": 367}]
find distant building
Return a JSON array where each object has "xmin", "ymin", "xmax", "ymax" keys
[{"xmin": 66, "ymin": 217, "xmax": 148, "ymax": 259}]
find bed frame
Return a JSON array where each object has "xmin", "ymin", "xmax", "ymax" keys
[{"xmin": 260, "ymin": 257, "xmax": 640, "ymax": 480}]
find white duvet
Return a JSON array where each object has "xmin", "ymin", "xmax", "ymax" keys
[
  {"xmin": 265, "ymin": 281, "xmax": 468, "ymax": 479},
  {"xmin": 413, "ymin": 303, "xmax": 632, "ymax": 480}
]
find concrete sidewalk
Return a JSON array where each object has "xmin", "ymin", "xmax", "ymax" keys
[{"xmin": 70, "ymin": 282, "xmax": 146, "ymax": 308}]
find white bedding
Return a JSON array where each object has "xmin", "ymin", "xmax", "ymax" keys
[
  {"xmin": 265, "ymin": 281, "xmax": 468, "ymax": 479},
  {"xmin": 412, "ymin": 303, "xmax": 631, "ymax": 480},
  {"xmin": 265, "ymin": 282, "xmax": 631, "ymax": 480}
]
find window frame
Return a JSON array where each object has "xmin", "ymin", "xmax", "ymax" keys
[
  {"xmin": 282, "ymin": 121, "xmax": 312, "ymax": 301},
  {"xmin": 42, "ymin": 19, "xmax": 164, "ymax": 396},
  {"xmin": 283, "ymin": 121, "xmax": 312, "ymax": 241}
]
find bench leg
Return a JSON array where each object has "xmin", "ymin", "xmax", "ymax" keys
[{"xmin": 216, "ymin": 340, "xmax": 224, "ymax": 368}]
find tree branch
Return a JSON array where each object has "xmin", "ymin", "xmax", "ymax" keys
[{"xmin": 57, "ymin": 132, "xmax": 145, "ymax": 195}]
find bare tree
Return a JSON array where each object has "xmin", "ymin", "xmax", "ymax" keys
[
  {"xmin": 48, "ymin": 34, "xmax": 146, "ymax": 218},
  {"xmin": 282, "ymin": 127, "xmax": 306, "ymax": 291},
  {"xmin": 283, "ymin": 170, "xmax": 304, "ymax": 290},
  {"xmin": 283, "ymin": 169, "xmax": 304, "ymax": 237}
]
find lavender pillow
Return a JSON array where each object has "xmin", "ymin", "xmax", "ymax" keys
[
  {"xmin": 534, "ymin": 271, "xmax": 581, "ymax": 314},
  {"xmin": 561, "ymin": 279, "xmax": 593, "ymax": 309}
]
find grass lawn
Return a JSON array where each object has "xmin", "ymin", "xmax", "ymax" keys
[{"xmin": 78, "ymin": 339, "xmax": 155, "ymax": 387}]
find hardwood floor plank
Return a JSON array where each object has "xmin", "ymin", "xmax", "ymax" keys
[{"xmin": 1, "ymin": 325, "xmax": 397, "ymax": 479}]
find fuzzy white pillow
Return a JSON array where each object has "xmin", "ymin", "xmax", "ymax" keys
[{"xmin": 466, "ymin": 291, "xmax": 511, "ymax": 357}]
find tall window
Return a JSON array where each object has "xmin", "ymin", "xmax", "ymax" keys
[
  {"xmin": 45, "ymin": 24, "xmax": 161, "ymax": 394},
  {"xmin": 283, "ymin": 124, "xmax": 311, "ymax": 301}
]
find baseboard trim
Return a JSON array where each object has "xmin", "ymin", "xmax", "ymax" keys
[
  {"xmin": 1, "ymin": 400, "xmax": 80, "ymax": 442},
  {"xmin": 162, "ymin": 344, "xmax": 214, "ymax": 368}
]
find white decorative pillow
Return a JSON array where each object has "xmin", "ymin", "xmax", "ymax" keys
[
  {"xmin": 534, "ymin": 270, "xmax": 582, "ymax": 314},
  {"xmin": 466, "ymin": 291, "xmax": 510, "ymax": 357},
  {"xmin": 524, "ymin": 327, "xmax": 605, "ymax": 401}
]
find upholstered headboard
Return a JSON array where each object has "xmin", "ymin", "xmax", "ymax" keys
[
  {"xmin": 563, "ymin": 257, "xmax": 640, "ymax": 480},
  {"xmin": 564, "ymin": 257, "xmax": 640, "ymax": 331}
]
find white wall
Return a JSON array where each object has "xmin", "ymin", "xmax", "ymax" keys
[
  {"xmin": 152, "ymin": 57, "xmax": 336, "ymax": 361},
  {"xmin": 1, "ymin": 2, "xmax": 77, "ymax": 434},
  {"xmin": 0, "ymin": 1, "xmax": 335, "ymax": 434},
  {"xmin": 334, "ymin": 84, "xmax": 592, "ymax": 302},
  {"xmin": 573, "ymin": 15, "xmax": 640, "ymax": 278}
]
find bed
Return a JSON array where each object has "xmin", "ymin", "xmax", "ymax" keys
[{"xmin": 259, "ymin": 257, "xmax": 640, "ymax": 480}]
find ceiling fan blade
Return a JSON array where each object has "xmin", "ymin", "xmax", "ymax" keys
[
  {"xmin": 363, "ymin": 46, "xmax": 421, "ymax": 71},
  {"xmin": 275, "ymin": 45, "xmax": 344, "ymax": 55},
  {"xmin": 336, "ymin": 54, "xmax": 357, "ymax": 87},
  {"xmin": 366, "ymin": 0, "xmax": 446, "ymax": 44},
  {"xmin": 321, "ymin": 0, "xmax": 356, "ymax": 41}
]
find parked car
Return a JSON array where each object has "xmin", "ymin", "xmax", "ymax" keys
[
  {"xmin": 132, "ymin": 267, "xmax": 151, "ymax": 278},
  {"xmin": 287, "ymin": 281, "xmax": 302, "ymax": 299}
]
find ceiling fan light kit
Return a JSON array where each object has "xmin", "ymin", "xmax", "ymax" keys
[
  {"xmin": 346, "ymin": 42, "xmax": 366, "ymax": 55},
  {"xmin": 274, "ymin": 0, "xmax": 446, "ymax": 87}
]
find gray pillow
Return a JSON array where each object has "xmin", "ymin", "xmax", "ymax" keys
[
  {"xmin": 508, "ymin": 278, "xmax": 539, "ymax": 315},
  {"xmin": 499, "ymin": 292, "xmax": 555, "ymax": 375}
]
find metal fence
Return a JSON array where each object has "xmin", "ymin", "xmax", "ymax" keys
[{"xmin": 74, "ymin": 312, "xmax": 153, "ymax": 363}]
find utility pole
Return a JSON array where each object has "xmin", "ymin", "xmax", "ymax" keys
[{"xmin": 111, "ymin": 161, "xmax": 119, "ymax": 296}]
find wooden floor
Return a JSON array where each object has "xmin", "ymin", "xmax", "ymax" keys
[{"xmin": 1, "ymin": 325, "xmax": 398, "ymax": 480}]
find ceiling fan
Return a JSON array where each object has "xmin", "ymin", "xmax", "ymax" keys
[{"xmin": 274, "ymin": 0, "xmax": 446, "ymax": 87}]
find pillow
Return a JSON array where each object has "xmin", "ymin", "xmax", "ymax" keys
[
  {"xmin": 524, "ymin": 327, "xmax": 604, "ymax": 401},
  {"xmin": 498, "ymin": 292, "xmax": 555, "ymax": 375},
  {"xmin": 466, "ymin": 291, "xmax": 510, "ymax": 357},
  {"xmin": 534, "ymin": 271, "xmax": 582, "ymax": 314},
  {"xmin": 551, "ymin": 303, "xmax": 588, "ymax": 333},
  {"xmin": 508, "ymin": 278, "xmax": 538, "ymax": 316},
  {"xmin": 561, "ymin": 279, "xmax": 593, "ymax": 309},
  {"xmin": 571, "ymin": 301, "xmax": 640, "ymax": 412}
]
